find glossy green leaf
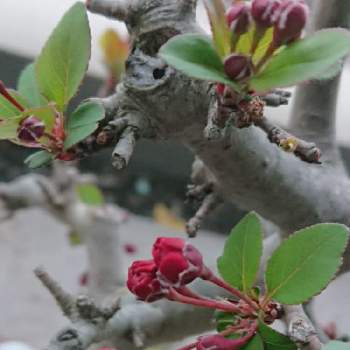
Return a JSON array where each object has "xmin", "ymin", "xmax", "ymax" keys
[
  {"xmin": 76, "ymin": 183, "xmax": 104, "ymax": 206},
  {"xmin": 0, "ymin": 117, "xmax": 21, "ymax": 139},
  {"xmin": 24, "ymin": 150, "xmax": 54, "ymax": 169},
  {"xmin": 217, "ymin": 212, "xmax": 263, "ymax": 294},
  {"xmin": 17, "ymin": 64, "xmax": 47, "ymax": 107},
  {"xmin": 243, "ymin": 334, "xmax": 264, "ymax": 350},
  {"xmin": 36, "ymin": 2, "xmax": 91, "ymax": 111},
  {"xmin": 159, "ymin": 34, "xmax": 240, "ymax": 91},
  {"xmin": 66, "ymin": 101, "xmax": 105, "ymax": 129},
  {"xmin": 0, "ymin": 94, "xmax": 22, "ymax": 118},
  {"xmin": 265, "ymin": 223, "xmax": 349, "ymax": 304},
  {"xmin": 64, "ymin": 101, "xmax": 105, "ymax": 149},
  {"xmin": 259, "ymin": 321, "xmax": 297, "ymax": 350},
  {"xmin": 251, "ymin": 29, "xmax": 350, "ymax": 92},
  {"xmin": 322, "ymin": 341, "xmax": 350, "ymax": 350},
  {"xmin": 203, "ymin": 0, "xmax": 231, "ymax": 58}
]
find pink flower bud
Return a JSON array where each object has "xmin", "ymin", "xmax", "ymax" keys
[
  {"xmin": 226, "ymin": 3, "xmax": 252, "ymax": 36},
  {"xmin": 127, "ymin": 260, "xmax": 164, "ymax": 302},
  {"xmin": 224, "ymin": 54, "xmax": 252, "ymax": 81},
  {"xmin": 196, "ymin": 334, "xmax": 249, "ymax": 350},
  {"xmin": 152, "ymin": 237, "xmax": 205, "ymax": 286},
  {"xmin": 17, "ymin": 116, "xmax": 45, "ymax": 143},
  {"xmin": 273, "ymin": 0, "xmax": 308, "ymax": 45},
  {"xmin": 252, "ymin": 0, "xmax": 281, "ymax": 28}
]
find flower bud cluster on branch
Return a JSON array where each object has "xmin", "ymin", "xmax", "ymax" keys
[{"xmin": 127, "ymin": 236, "xmax": 282, "ymax": 350}]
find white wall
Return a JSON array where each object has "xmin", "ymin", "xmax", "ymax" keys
[{"xmin": 0, "ymin": 0, "xmax": 349, "ymax": 145}]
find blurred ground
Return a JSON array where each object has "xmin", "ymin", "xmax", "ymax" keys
[{"xmin": 0, "ymin": 209, "xmax": 349, "ymax": 348}]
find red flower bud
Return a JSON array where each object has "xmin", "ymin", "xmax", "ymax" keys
[
  {"xmin": 224, "ymin": 54, "xmax": 252, "ymax": 81},
  {"xmin": 252, "ymin": 0, "xmax": 281, "ymax": 28},
  {"xmin": 127, "ymin": 260, "xmax": 164, "ymax": 302},
  {"xmin": 196, "ymin": 334, "xmax": 249, "ymax": 350},
  {"xmin": 273, "ymin": 0, "xmax": 308, "ymax": 45},
  {"xmin": 226, "ymin": 3, "xmax": 252, "ymax": 36},
  {"xmin": 152, "ymin": 237, "xmax": 205, "ymax": 286},
  {"xmin": 216, "ymin": 83, "xmax": 226, "ymax": 96},
  {"xmin": 17, "ymin": 116, "xmax": 45, "ymax": 143}
]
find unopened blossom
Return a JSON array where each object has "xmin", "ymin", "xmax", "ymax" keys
[
  {"xmin": 252, "ymin": 0, "xmax": 281, "ymax": 28},
  {"xmin": 127, "ymin": 260, "xmax": 164, "ymax": 302},
  {"xmin": 226, "ymin": 3, "xmax": 252, "ymax": 36},
  {"xmin": 224, "ymin": 54, "xmax": 252, "ymax": 81},
  {"xmin": 17, "ymin": 116, "xmax": 45, "ymax": 143},
  {"xmin": 273, "ymin": 0, "xmax": 308, "ymax": 45},
  {"xmin": 152, "ymin": 237, "xmax": 206, "ymax": 286}
]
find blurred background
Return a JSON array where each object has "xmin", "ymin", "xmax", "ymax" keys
[{"xmin": 0, "ymin": 0, "xmax": 349, "ymax": 349}]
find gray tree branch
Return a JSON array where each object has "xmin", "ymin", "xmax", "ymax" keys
[{"xmin": 290, "ymin": 0, "xmax": 350, "ymax": 160}]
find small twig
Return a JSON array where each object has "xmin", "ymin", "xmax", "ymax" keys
[
  {"xmin": 34, "ymin": 267, "xmax": 75, "ymax": 318},
  {"xmin": 284, "ymin": 305, "xmax": 323, "ymax": 350},
  {"xmin": 186, "ymin": 193, "xmax": 222, "ymax": 237},
  {"xmin": 261, "ymin": 92, "xmax": 290, "ymax": 107},
  {"xmin": 255, "ymin": 117, "xmax": 322, "ymax": 164},
  {"xmin": 112, "ymin": 126, "xmax": 137, "ymax": 169}
]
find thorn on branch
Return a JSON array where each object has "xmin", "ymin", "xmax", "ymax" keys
[
  {"xmin": 186, "ymin": 193, "xmax": 223, "ymax": 237},
  {"xmin": 186, "ymin": 158, "xmax": 222, "ymax": 237},
  {"xmin": 112, "ymin": 126, "xmax": 137, "ymax": 170},
  {"xmin": 255, "ymin": 117, "xmax": 322, "ymax": 164},
  {"xmin": 261, "ymin": 92, "xmax": 290, "ymax": 107},
  {"xmin": 34, "ymin": 267, "xmax": 75, "ymax": 318}
]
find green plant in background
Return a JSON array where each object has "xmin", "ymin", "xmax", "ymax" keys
[{"xmin": 0, "ymin": 3, "xmax": 104, "ymax": 168}]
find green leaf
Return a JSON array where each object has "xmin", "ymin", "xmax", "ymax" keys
[
  {"xmin": 243, "ymin": 334, "xmax": 264, "ymax": 350},
  {"xmin": 322, "ymin": 341, "xmax": 350, "ymax": 350},
  {"xmin": 159, "ymin": 34, "xmax": 240, "ymax": 91},
  {"xmin": 259, "ymin": 322, "xmax": 297, "ymax": 350},
  {"xmin": 251, "ymin": 29, "xmax": 350, "ymax": 92},
  {"xmin": 214, "ymin": 311, "xmax": 238, "ymax": 333},
  {"xmin": 265, "ymin": 223, "xmax": 349, "ymax": 304},
  {"xmin": 64, "ymin": 101, "xmax": 105, "ymax": 149},
  {"xmin": 66, "ymin": 101, "xmax": 105, "ymax": 129},
  {"xmin": 0, "ymin": 117, "xmax": 22, "ymax": 140},
  {"xmin": 0, "ymin": 94, "xmax": 22, "ymax": 118},
  {"xmin": 36, "ymin": 2, "xmax": 91, "ymax": 111},
  {"xmin": 76, "ymin": 183, "xmax": 104, "ymax": 206},
  {"xmin": 203, "ymin": 0, "xmax": 231, "ymax": 58},
  {"xmin": 217, "ymin": 212, "xmax": 263, "ymax": 294},
  {"xmin": 17, "ymin": 64, "xmax": 47, "ymax": 107},
  {"xmin": 24, "ymin": 150, "xmax": 54, "ymax": 168}
]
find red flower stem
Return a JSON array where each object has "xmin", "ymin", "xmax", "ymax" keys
[
  {"xmin": 177, "ymin": 286, "xmax": 206, "ymax": 299},
  {"xmin": 207, "ymin": 275, "xmax": 259, "ymax": 312},
  {"xmin": 0, "ymin": 81, "xmax": 25, "ymax": 112},
  {"xmin": 167, "ymin": 288, "xmax": 242, "ymax": 314}
]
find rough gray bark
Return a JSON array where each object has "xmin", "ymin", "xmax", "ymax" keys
[
  {"xmin": 87, "ymin": 0, "xmax": 350, "ymax": 247},
  {"xmin": 24, "ymin": 0, "xmax": 350, "ymax": 348}
]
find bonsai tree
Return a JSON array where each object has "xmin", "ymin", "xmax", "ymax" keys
[{"xmin": 1, "ymin": 0, "xmax": 350, "ymax": 349}]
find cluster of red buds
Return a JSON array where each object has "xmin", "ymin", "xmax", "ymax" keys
[
  {"xmin": 127, "ymin": 237, "xmax": 281, "ymax": 350},
  {"xmin": 220, "ymin": 0, "xmax": 308, "ymax": 89},
  {"xmin": 0, "ymin": 81, "xmax": 74, "ymax": 160}
]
